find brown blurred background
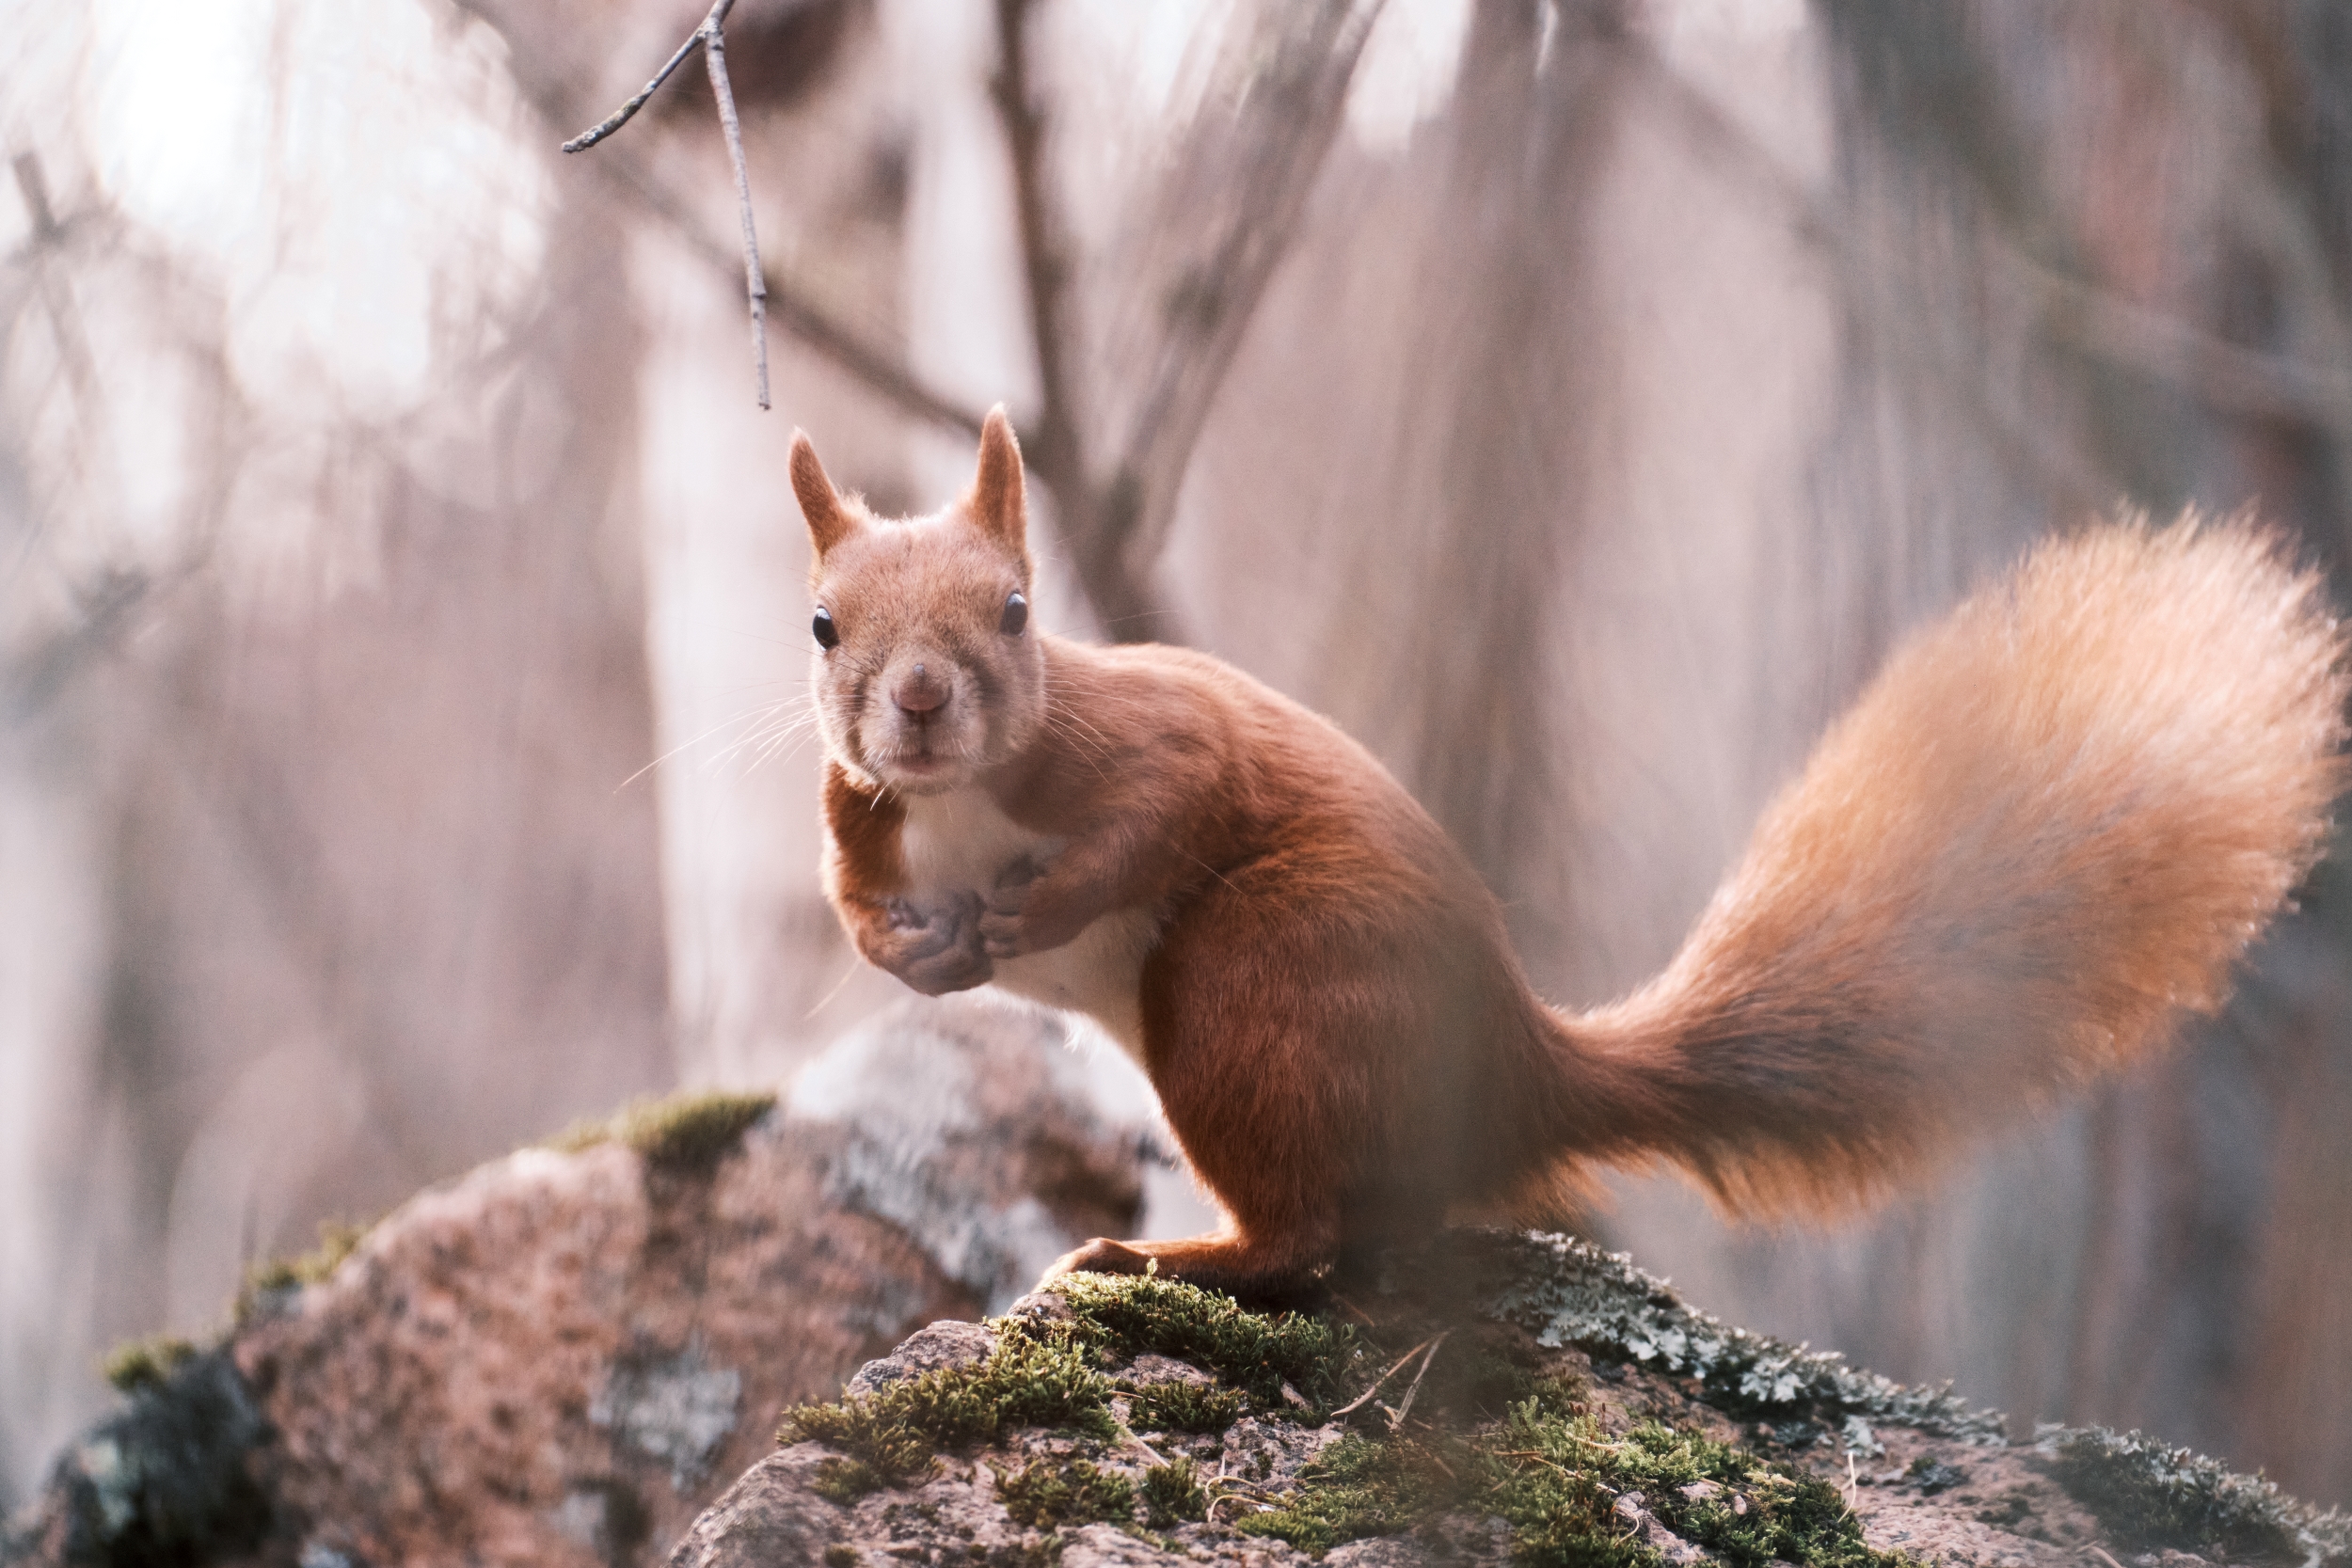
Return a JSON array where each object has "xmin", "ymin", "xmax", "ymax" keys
[{"xmin": 8, "ymin": 0, "xmax": 2352, "ymax": 1518}]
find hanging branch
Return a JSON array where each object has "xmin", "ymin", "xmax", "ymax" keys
[
  {"xmin": 459, "ymin": 0, "xmax": 985, "ymax": 435},
  {"xmin": 563, "ymin": 0, "xmax": 770, "ymax": 409}
]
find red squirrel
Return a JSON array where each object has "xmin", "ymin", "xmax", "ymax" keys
[{"xmin": 791, "ymin": 407, "xmax": 2348, "ymax": 1298}]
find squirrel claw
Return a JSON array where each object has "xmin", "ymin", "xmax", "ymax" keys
[{"xmin": 979, "ymin": 859, "xmax": 1039, "ymax": 958}]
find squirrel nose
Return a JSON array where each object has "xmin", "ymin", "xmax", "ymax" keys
[{"xmin": 893, "ymin": 662, "xmax": 948, "ymax": 716}]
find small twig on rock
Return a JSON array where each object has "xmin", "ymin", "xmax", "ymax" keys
[
  {"xmin": 564, "ymin": 0, "xmax": 771, "ymax": 408},
  {"xmin": 1109, "ymin": 1406, "xmax": 1167, "ymax": 1468},
  {"xmin": 1333, "ymin": 1338, "xmax": 1434, "ymax": 1418},
  {"xmin": 1386, "ymin": 1330, "xmax": 1448, "ymax": 1432}
]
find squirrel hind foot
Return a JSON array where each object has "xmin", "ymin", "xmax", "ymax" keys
[{"xmin": 1037, "ymin": 1234, "xmax": 1331, "ymax": 1307}]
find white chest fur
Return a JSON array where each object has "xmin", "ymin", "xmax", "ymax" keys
[{"xmin": 898, "ymin": 789, "xmax": 1159, "ymax": 1061}]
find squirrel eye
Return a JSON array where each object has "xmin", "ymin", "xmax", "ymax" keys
[
  {"xmin": 813, "ymin": 607, "xmax": 840, "ymax": 650},
  {"xmin": 1000, "ymin": 592, "xmax": 1028, "ymax": 637}
]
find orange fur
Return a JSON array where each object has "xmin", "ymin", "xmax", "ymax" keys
[{"xmin": 792, "ymin": 411, "xmax": 2349, "ymax": 1298}]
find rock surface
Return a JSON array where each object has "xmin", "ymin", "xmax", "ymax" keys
[
  {"xmin": 2, "ymin": 998, "xmax": 1152, "ymax": 1568},
  {"xmin": 672, "ymin": 1232, "xmax": 2352, "ymax": 1568}
]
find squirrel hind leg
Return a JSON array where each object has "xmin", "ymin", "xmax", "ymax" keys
[{"xmin": 1038, "ymin": 1233, "xmax": 1332, "ymax": 1306}]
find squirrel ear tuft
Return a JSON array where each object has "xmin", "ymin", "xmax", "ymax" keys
[
  {"xmin": 790, "ymin": 430, "xmax": 856, "ymax": 556},
  {"xmin": 969, "ymin": 405, "xmax": 1027, "ymax": 552}
]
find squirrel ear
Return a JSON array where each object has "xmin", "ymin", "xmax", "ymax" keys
[
  {"xmin": 968, "ymin": 405, "xmax": 1026, "ymax": 552},
  {"xmin": 790, "ymin": 430, "xmax": 856, "ymax": 556}
]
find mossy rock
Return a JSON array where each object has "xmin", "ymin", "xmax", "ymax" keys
[{"xmin": 751, "ymin": 1231, "xmax": 2352, "ymax": 1568}]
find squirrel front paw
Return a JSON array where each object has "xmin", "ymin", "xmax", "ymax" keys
[
  {"xmin": 978, "ymin": 857, "xmax": 1041, "ymax": 958},
  {"xmin": 874, "ymin": 893, "xmax": 992, "ymax": 994}
]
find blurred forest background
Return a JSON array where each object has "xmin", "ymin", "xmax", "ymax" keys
[{"xmin": 8, "ymin": 0, "xmax": 2352, "ymax": 1520}]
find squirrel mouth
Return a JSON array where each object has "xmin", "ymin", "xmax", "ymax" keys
[{"xmin": 874, "ymin": 736, "xmax": 966, "ymax": 784}]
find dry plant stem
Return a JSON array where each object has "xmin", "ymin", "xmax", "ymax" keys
[{"xmin": 563, "ymin": 0, "xmax": 771, "ymax": 410}]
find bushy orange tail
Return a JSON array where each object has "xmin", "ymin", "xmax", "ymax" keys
[{"xmin": 1566, "ymin": 515, "xmax": 2348, "ymax": 1217}]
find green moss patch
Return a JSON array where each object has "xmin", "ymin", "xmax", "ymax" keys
[
  {"xmin": 235, "ymin": 1219, "xmax": 371, "ymax": 1321},
  {"xmin": 993, "ymin": 1457, "xmax": 1135, "ymax": 1528},
  {"xmin": 1482, "ymin": 1402, "xmax": 1904, "ymax": 1568},
  {"xmin": 1226, "ymin": 1377, "xmax": 1906, "ymax": 1568},
  {"xmin": 2047, "ymin": 1428, "xmax": 2312, "ymax": 1563},
  {"xmin": 1140, "ymin": 1459, "xmax": 1208, "ymax": 1526},
  {"xmin": 1231, "ymin": 1432, "xmax": 1465, "ymax": 1554},
  {"xmin": 1123, "ymin": 1379, "xmax": 1243, "ymax": 1434},
  {"xmin": 548, "ymin": 1087, "xmax": 777, "ymax": 1176},
  {"xmin": 1052, "ymin": 1272, "xmax": 1365, "ymax": 1411},
  {"xmin": 775, "ymin": 1241, "xmax": 2352, "ymax": 1568},
  {"xmin": 101, "ymin": 1335, "xmax": 199, "ymax": 1396},
  {"xmin": 780, "ymin": 1324, "xmax": 1118, "ymax": 1498}
]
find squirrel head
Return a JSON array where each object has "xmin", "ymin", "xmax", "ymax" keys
[{"xmin": 792, "ymin": 406, "xmax": 1045, "ymax": 796}]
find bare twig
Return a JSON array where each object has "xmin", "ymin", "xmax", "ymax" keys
[
  {"xmin": 1386, "ymin": 1330, "xmax": 1447, "ymax": 1432},
  {"xmin": 563, "ymin": 0, "xmax": 771, "ymax": 407},
  {"xmin": 1331, "ymin": 1338, "xmax": 1435, "ymax": 1418},
  {"xmin": 700, "ymin": 24, "xmax": 770, "ymax": 407},
  {"xmin": 1108, "ymin": 1408, "xmax": 1168, "ymax": 1468},
  {"xmin": 559, "ymin": 25, "xmax": 708, "ymax": 152},
  {"xmin": 9, "ymin": 152, "xmax": 99, "ymax": 405},
  {"xmin": 456, "ymin": 0, "xmax": 987, "ymax": 437}
]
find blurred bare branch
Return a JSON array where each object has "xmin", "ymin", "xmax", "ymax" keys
[
  {"xmin": 9, "ymin": 152, "xmax": 101, "ymax": 419},
  {"xmin": 2026, "ymin": 258, "xmax": 2352, "ymax": 436},
  {"xmin": 990, "ymin": 0, "xmax": 1081, "ymax": 530},
  {"xmin": 1616, "ymin": 32, "xmax": 2352, "ymax": 502},
  {"xmin": 595, "ymin": 126, "xmax": 986, "ymax": 435},
  {"xmin": 993, "ymin": 0, "xmax": 1385, "ymax": 641},
  {"xmin": 1101, "ymin": 1, "xmax": 1385, "ymax": 585},
  {"xmin": 6, "ymin": 567, "xmax": 150, "ymax": 720}
]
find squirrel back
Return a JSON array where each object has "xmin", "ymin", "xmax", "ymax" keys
[{"xmin": 791, "ymin": 411, "xmax": 2348, "ymax": 1296}]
